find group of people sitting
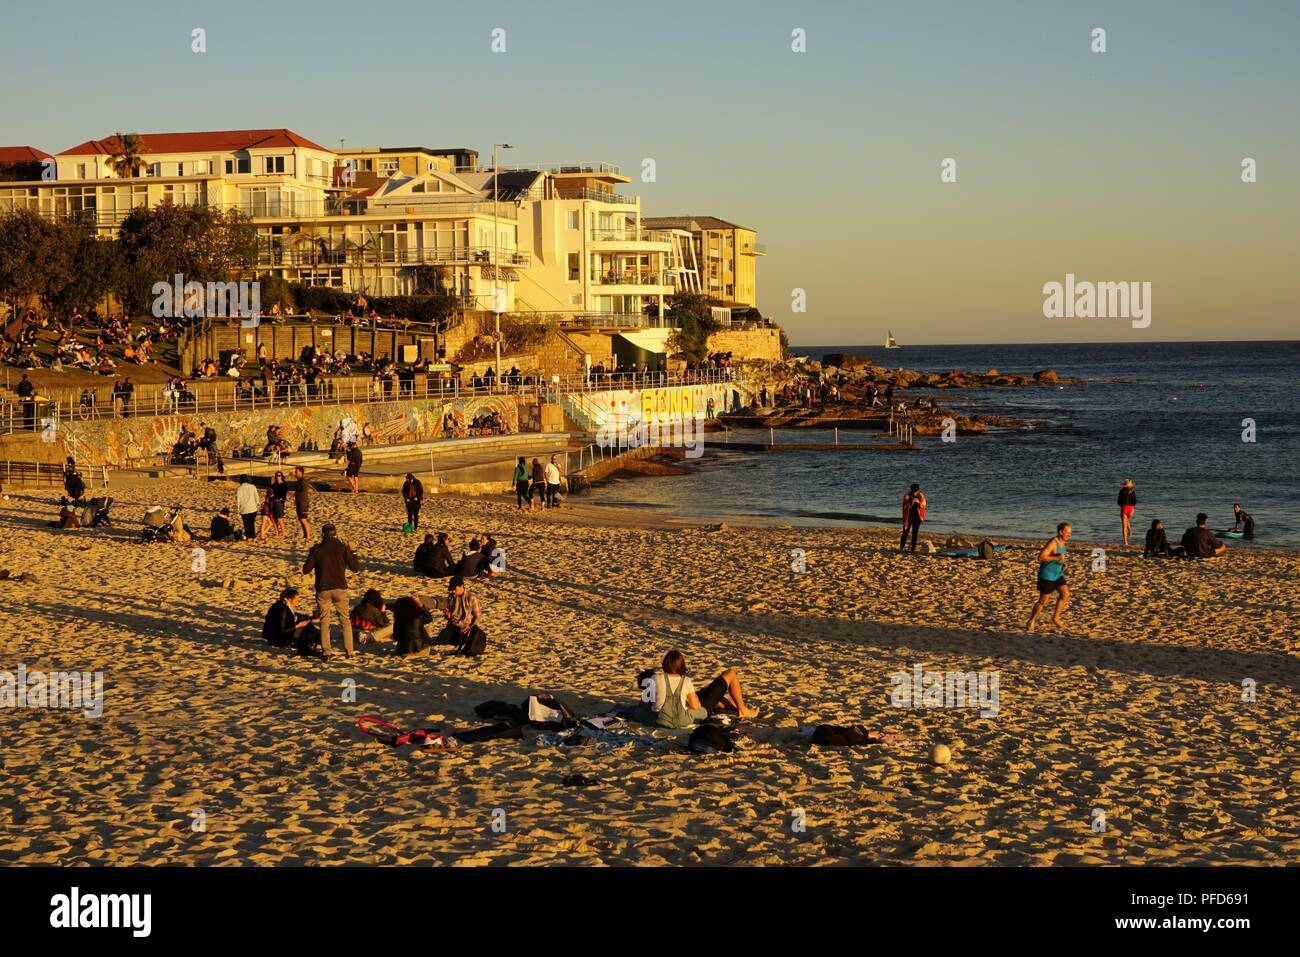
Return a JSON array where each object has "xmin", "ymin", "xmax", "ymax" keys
[
  {"xmin": 45, "ymin": 461, "xmax": 113, "ymax": 530},
  {"xmin": 261, "ymin": 523, "xmax": 490, "ymax": 660},
  {"xmin": 413, "ymin": 532, "xmax": 502, "ymax": 579},
  {"xmin": 1143, "ymin": 507, "xmax": 1254, "ymax": 559}
]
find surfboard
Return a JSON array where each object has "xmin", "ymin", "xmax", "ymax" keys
[{"xmin": 1214, "ymin": 529, "xmax": 1245, "ymax": 540}]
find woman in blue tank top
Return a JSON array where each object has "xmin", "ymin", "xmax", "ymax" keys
[{"xmin": 1027, "ymin": 522, "xmax": 1072, "ymax": 632}]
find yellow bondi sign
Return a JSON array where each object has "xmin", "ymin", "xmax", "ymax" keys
[{"xmin": 641, "ymin": 386, "xmax": 697, "ymax": 423}]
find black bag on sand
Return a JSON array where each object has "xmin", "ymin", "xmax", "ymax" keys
[
  {"xmin": 690, "ymin": 722, "xmax": 737, "ymax": 754},
  {"xmin": 475, "ymin": 700, "xmax": 529, "ymax": 725},
  {"xmin": 296, "ymin": 622, "xmax": 322, "ymax": 657},
  {"xmin": 454, "ymin": 625, "xmax": 488, "ymax": 657},
  {"xmin": 454, "ymin": 722, "xmax": 524, "ymax": 744},
  {"xmin": 978, "ymin": 539, "xmax": 995, "ymax": 559},
  {"xmin": 811, "ymin": 724, "xmax": 874, "ymax": 746}
]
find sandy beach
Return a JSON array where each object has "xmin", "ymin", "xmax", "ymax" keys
[{"xmin": 1, "ymin": 477, "xmax": 1297, "ymax": 866}]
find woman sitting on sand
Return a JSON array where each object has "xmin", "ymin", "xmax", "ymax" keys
[
  {"xmin": 1143, "ymin": 519, "xmax": 1185, "ymax": 559},
  {"xmin": 642, "ymin": 649, "xmax": 760, "ymax": 728}
]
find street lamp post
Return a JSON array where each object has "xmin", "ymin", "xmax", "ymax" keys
[{"xmin": 492, "ymin": 143, "xmax": 513, "ymax": 380}]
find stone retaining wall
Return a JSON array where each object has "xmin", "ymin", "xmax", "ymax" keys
[{"xmin": 56, "ymin": 395, "xmax": 534, "ymax": 469}]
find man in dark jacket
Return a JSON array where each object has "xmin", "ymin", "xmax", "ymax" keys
[
  {"xmin": 303, "ymin": 524, "xmax": 360, "ymax": 657},
  {"xmin": 64, "ymin": 469, "xmax": 86, "ymax": 503},
  {"xmin": 210, "ymin": 507, "xmax": 241, "ymax": 542},
  {"xmin": 16, "ymin": 373, "xmax": 35, "ymax": 429},
  {"xmin": 391, "ymin": 594, "xmax": 434, "ymax": 655},
  {"xmin": 401, "ymin": 473, "xmax": 424, "ymax": 530},
  {"xmin": 263, "ymin": 588, "xmax": 316, "ymax": 652}
]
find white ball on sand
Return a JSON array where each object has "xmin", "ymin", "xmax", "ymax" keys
[{"xmin": 929, "ymin": 743, "xmax": 952, "ymax": 766}]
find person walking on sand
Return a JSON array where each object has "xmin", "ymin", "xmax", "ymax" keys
[
  {"xmin": 343, "ymin": 440, "xmax": 362, "ymax": 494},
  {"xmin": 1117, "ymin": 479, "xmax": 1137, "ymax": 545},
  {"xmin": 529, "ymin": 457, "xmax": 546, "ymax": 511},
  {"xmin": 236, "ymin": 475, "xmax": 260, "ymax": 541},
  {"xmin": 1026, "ymin": 522, "xmax": 1072, "ymax": 632},
  {"xmin": 544, "ymin": 454, "xmax": 563, "ymax": 508},
  {"xmin": 292, "ymin": 466, "xmax": 311, "ymax": 540},
  {"xmin": 302, "ymin": 523, "xmax": 360, "ymax": 659},
  {"xmin": 512, "ymin": 456, "xmax": 530, "ymax": 510},
  {"xmin": 401, "ymin": 472, "xmax": 424, "ymax": 530},
  {"xmin": 898, "ymin": 483, "xmax": 926, "ymax": 552}
]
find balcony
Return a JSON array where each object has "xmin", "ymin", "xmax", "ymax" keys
[
  {"xmin": 557, "ymin": 311, "xmax": 674, "ymax": 330},
  {"xmin": 256, "ymin": 245, "xmax": 531, "ymax": 268},
  {"xmin": 501, "ymin": 162, "xmax": 621, "ymax": 175},
  {"xmin": 557, "ymin": 187, "xmax": 635, "ymax": 204},
  {"xmin": 589, "ymin": 227, "xmax": 671, "ymax": 247},
  {"xmin": 591, "ymin": 271, "xmax": 672, "ymax": 288}
]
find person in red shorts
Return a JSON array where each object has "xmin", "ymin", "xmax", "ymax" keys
[{"xmin": 1117, "ymin": 479, "xmax": 1137, "ymax": 546}]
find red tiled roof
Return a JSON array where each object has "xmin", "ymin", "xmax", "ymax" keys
[
  {"xmin": 58, "ymin": 129, "xmax": 329, "ymax": 156},
  {"xmin": 0, "ymin": 146, "xmax": 52, "ymax": 163}
]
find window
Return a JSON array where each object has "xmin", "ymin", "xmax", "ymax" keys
[
  {"xmin": 567, "ymin": 210, "xmax": 580, "ymax": 229},
  {"xmin": 225, "ymin": 156, "xmax": 251, "ymax": 175},
  {"xmin": 567, "ymin": 252, "xmax": 581, "ymax": 282},
  {"xmin": 570, "ymin": 294, "xmax": 582, "ymax": 305},
  {"xmin": 149, "ymin": 163, "xmax": 162, "ymax": 178},
  {"xmin": 265, "ymin": 156, "xmax": 286, "ymax": 174},
  {"xmin": 76, "ymin": 163, "xmax": 87, "ymax": 179}
]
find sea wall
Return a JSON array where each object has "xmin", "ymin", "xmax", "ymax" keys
[{"xmin": 56, "ymin": 395, "xmax": 533, "ymax": 469}]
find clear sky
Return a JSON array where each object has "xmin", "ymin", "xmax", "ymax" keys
[{"xmin": 2, "ymin": 0, "xmax": 1296, "ymax": 344}]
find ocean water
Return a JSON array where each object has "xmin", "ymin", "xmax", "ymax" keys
[{"xmin": 595, "ymin": 341, "xmax": 1300, "ymax": 548}]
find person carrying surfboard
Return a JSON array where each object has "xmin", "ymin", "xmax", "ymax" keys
[{"xmin": 1026, "ymin": 522, "xmax": 1072, "ymax": 632}]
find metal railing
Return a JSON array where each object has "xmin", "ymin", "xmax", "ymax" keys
[
  {"xmin": 1, "ymin": 367, "xmax": 739, "ymax": 430},
  {"xmin": 14, "ymin": 197, "xmax": 516, "ymax": 228},
  {"xmin": 589, "ymin": 228, "xmax": 668, "ymax": 244},
  {"xmin": 556, "ymin": 188, "xmax": 635, "ymax": 204},
  {"xmin": 257, "ymin": 245, "xmax": 531, "ymax": 268},
  {"xmin": 591, "ymin": 272, "xmax": 671, "ymax": 287},
  {"xmin": 556, "ymin": 312, "xmax": 672, "ymax": 329}
]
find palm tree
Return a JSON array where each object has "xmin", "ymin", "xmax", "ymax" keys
[
  {"xmin": 109, "ymin": 132, "xmax": 146, "ymax": 179},
  {"xmin": 290, "ymin": 225, "xmax": 321, "ymax": 286},
  {"xmin": 346, "ymin": 230, "xmax": 380, "ymax": 295}
]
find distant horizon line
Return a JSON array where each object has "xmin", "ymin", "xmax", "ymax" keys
[{"xmin": 789, "ymin": 339, "xmax": 1300, "ymax": 349}]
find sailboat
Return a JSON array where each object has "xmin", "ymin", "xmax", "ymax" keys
[{"xmin": 885, "ymin": 329, "xmax": 900, "ymax": 349}]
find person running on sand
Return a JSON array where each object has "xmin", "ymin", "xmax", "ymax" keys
[
  {"xmin": 1026, "ymin": 522, "xmax": 1072, "ymax": 632},
  {"xmin": 645, "ymin": 648, "xmax": 760, "ymax": 724},
  {"xmin": 1117, "ymin": 479, "xmax": 1137, "ymax": 546}
]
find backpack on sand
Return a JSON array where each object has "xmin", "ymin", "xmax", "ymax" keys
[
  {"xmin": 689, "ymin": 721, "xmax": 737, "ymax": 754},
  {"xmin": 454, "ymin": 625, "xmax": 487, "ymax": 657},
  {"xmin": 977, "ymin": 540, "xmax": 995, "ymax": 559}
]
